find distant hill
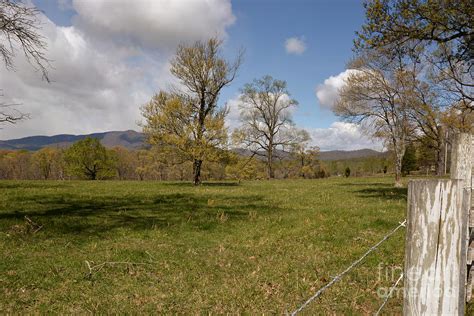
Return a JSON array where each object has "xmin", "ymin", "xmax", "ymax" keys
[
  {"xmin": 0, "ymin": 130, "xmax": 145, "ymax": 151},
  {"xmin": 318, "ymin": 149, "xmax": 386, "ymax": 161},
  {"xmin": 0, "ymin": 131, "xmax": 386, "ymax": 160}
]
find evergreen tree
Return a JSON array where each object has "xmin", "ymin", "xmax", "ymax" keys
[
  {"xmin": 344, "ymin": 167, "xmax": 351, "ymax": 178},
  {"xmin": 401, "ymin": 144, "xmax": 417, "ymax": 175}
]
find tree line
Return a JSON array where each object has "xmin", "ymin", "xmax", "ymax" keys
[
  {"xmin": 2, "ymin": 134, "xmax": 458, "ymax": 181},
  {"xmin": 0, "ymin": 137, "xmax": 332, "ymax": 181}
]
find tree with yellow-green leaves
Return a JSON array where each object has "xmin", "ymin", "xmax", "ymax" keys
[
  {"xmin": 141, "ymin": 38, "xmax": 242, "ymax": 185},
  {"xmin": 32, "ymin": 147, "xmax": 63, "ymax": 180},
  {"xmin": 64, "ymin": 137, "xmax": 116, "ymax": 180},
  {"xmin": 442, "ymin": 104, "xmax": 474, "ymax": 134},
  {"xmin": 141, "ymin": 91, "xmax": 228, "ymax": 184},
  {"xmin": 293, "ymin": 146, "xmax": 321, "ymax": 179}
]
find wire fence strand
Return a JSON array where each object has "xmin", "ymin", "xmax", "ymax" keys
[
  {"xmin": 290, "ymin": 220, "xmax": 406, "ymax": 316},
  {"xmin": 374, "ymin": 272, "xmax": 404, "ymax": 316}
]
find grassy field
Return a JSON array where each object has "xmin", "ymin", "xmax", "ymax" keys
[{"xmin": 0, "ymin": 177, "xmax": 409, "ymax": 313}]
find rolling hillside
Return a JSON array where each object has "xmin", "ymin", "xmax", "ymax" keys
[{"xmin": 0, "ymin": 130, "xmax": 145, "ymax": 151}]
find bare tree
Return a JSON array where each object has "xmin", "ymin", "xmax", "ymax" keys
[
  {"xmin": 405, "ymin": 75, "xmax": 447, "ymax": 176},
  {"xmin": 428, "ymin": 43, "xmax": 474, "ymax": 107},
  {"xmin": 356, "ymin": 0, "xmax": 473, "ymax": 109},
  {"xmin": 0, "ymin": 89, "xmax": 29, "ymax": 124},
  {"xmin": 0, "ymin": 0, "xmax": 49, "ymax": 79},
  {"xmin": 1, "ymin": 0, "xmax": 49, "ymax": 125},
  {"xmin": 233, "ymin": 75, "xmax": 310, "ymax": 179},
  {"xmin": 0, "ymin": 104, "xmax": 29, "ymax": 124},
  {"xmin": 334, "ymin": 50, "xmax": 415, "ymax": 187}
]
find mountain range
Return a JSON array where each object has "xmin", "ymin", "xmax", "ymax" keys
[
  {"xmin": 0, "ymin": 130, "xmax": 145, "ymax": 151},
  {"xmin": 0, "ymin": 130, "xmax": 385, "ymax": 161}
]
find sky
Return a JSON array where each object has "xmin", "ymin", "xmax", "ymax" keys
[{"xmin": 0, "ymin": 0, "xmax": 383, "ymax": 151}]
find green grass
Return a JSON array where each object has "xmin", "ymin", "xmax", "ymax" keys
[{"xmin": 0, "ymin": 177, "xmax": 408, "ymax": 313}]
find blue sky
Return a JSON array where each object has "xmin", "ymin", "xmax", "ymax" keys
[
  {"xmin": 2, "ymin": 0, "xmax": 380, "ymax": 150},
  {"xmin": 221, "ymin": 0, "xmax": 365, "ymax": 129}
]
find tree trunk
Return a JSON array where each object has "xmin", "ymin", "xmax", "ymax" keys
[
  {"xmin": 301, "ymin": 156, "xmax": 305, "ymax": 178},
  {"xmin": 436, "ymin": 147, "xmax": 445, "ymax": 176},
  {"xmin": 193, "ymin": 159, "xmax": 202, "ymax": 185},
  {"xmin": 395, "ymin": 152, "xmax": 403, "ymax": 187},
  {"xmin": 267, "ymin": 160, "xmax": 274, "ymax": 179},
  {"xmin": 267, "ymin": 151, "xmax": 275, "ymax": 179},
  {"xmin": 435, "ymin": 129, "xmax": 446, "ymax": 176},
  {"xmin": 391, "ymin": 134, "xmax": 406, "ymax": 187}
]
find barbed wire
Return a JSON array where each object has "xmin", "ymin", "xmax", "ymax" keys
[
  {"xmin": 374, "ymin": 272, "xmax": 404, "ymax": 316},
  {"xmin": 290, "ymin": 220, "xmax": 406, "ymax": 316}
]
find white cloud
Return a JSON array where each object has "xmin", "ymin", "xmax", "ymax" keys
[
  {"xmin": 0, "ymin": 0, "xmax": 235, "ymax": 139},
  {"xmin": 307, "ymin": 122, "xmax": 384, "ymax": 151},
  {"xmin": 72, "ymin": 0, "xmax": 235, "ymax": 49},
  {"xmin": 285, "ymin": 36, "xmax": 306, "ymax": 55},
  {"xmin": 0, "ymin": 19, "xmax": 157, "ymax": 138},
  {"xmin": 224, "ymin": 95, "xmax": 242, "ymax": 130},
  {"xmin": 315, "ymin": 69, "xmax": 357, "ymax": 109}
]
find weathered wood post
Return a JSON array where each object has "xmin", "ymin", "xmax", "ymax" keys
[
  {"xmin": 403, "ymin": 133, "xmax": 473, "ymax": 315},
  {"xmin": 450, "ymin": 133, "xmax": 473, "ymax": 302},
  {"xmin": 404, "ymin": 179, "xmax": 466, "ymax": 315}
]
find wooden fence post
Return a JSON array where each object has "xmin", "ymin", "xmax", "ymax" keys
[
  {"xmin": 404, "ymin": 179, "xmax": 466, "ymax": 315},
  {"xmin": 450, "ymin": 133, "xmax": 473, "ymax": 302}
]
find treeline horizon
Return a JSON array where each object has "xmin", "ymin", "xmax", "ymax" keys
[
  {"xmin": 0, "ymin": 134, "xmax": 455, "ymax": 181},
  {"xmin": 0, "ymin": 136, "xmax": 396, "ymax": 181}
]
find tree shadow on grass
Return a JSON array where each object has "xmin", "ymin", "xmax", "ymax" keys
[
  {"xmin": 337, "ymin": 182, "xmax": 407, "ymax": 201},
  {"xmin": 0, "ymin": 190, "xmax": 275, "ymax": 238},
  {"xmin": 338, "ymin": 182, "xmax": 393, "ymax": 187},
  {"xmin": 0, "ymin": 181, "xmax": 73, "ymax": 190},
  {"xmin": 201, "ymin": 182, "xmax": 240, "ymax": 187},
  {"xmin": 162, "ymin": 182, "xmax": 240, "ymax": 187},
  {"xmin": 355, "ymin": 187, "xmax": 407, "ymax": 201}
]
